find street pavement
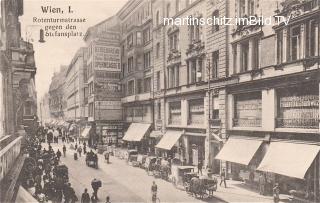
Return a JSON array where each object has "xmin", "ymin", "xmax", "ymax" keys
[{"xmin": 48, "ymin": 142, "xmax": 272, "ymax": 203}]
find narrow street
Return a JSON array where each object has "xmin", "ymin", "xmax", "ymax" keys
[
  {"xmin": 48, "ymin": 142, "xmax": 273, "ymax": 203},
  {"xmin": 50, "ymin": 142, "xmax": 211, "ymax": 202}
]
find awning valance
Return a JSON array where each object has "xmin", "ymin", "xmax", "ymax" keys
[
  {"xmin": 81, "ymin": 127, "xmax": 91, "ymax": 138},
  {"xmin": 215, "ymin": 138, "xmax": 263, "ymax": 166},
  {"xmin": 122, "ymin": 123, "xmax": 151, "ymax": 142},
  {"xmin": 155, "ymin": 130, "xmax": 183, "ymax": 150},
  {"xmin": 257, "ymin": 142, "xmax": 320, "ymax": 179}
]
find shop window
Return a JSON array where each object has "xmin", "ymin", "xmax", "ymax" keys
[
  {"xmin": 233, "ymin": 92, "xmax": 262, "ymax": 127},
  {"xmin": 188, "ymin": 98, "xmax": 204, "ymax": 125},
  {"xmin": 276, "ymin": 84, "xmax": 319, "ymax": 129},
  {"xmin": 169, "ymin": 101, "xmax": 181, "ymax": 125}
]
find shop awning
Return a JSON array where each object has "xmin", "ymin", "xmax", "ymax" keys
[
  {"xmin": 122, "ymin": 123, "xmax": 151, "ymax": 142},
  {"xmin": 215, "ymin": 138, "xmax": 263, "ymax": 166},
  {"xmin": 15, "ymin": 186, "xmax": 38, "ymax": 203},
  {"xmin": 81, "ymin": 127, "xmax": 91, "ymax": 138},
  {"xmin": 155, "ymin": 130, "xmax": 183, "ymax": 150},
  {"xmin": 257, "ymin": 142, "xmax": 320, "ymax": 179}
]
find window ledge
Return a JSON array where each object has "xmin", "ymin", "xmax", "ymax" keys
[{"xmin": 275, "ymin": 128, "xmax": 319, "ymax": 134}]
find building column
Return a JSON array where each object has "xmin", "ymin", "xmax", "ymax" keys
[
  {"xmin": 262, "ymin": 89, "xmax": 276, "ymax": 131},
  {"xmin": 181, "ymin": 99, "xmax": 188, "ymax": 126},
  {"xmin": 204, "ymin": 90, "xmax": 210, "ymax": 168},
  {"xmin": 283, "ymin": 28, "xmax": 288, "ymax": 62},
  {"xmin": 248, "ymin": 39, "xmax": 253, "ymax": 71},
  {"xmin": 236, "ymin": 43, "xmax": 241, "ymax": 73},
  {"xmin": 300, "ymin": 23, "xmax": 305, "ymax": 59}
]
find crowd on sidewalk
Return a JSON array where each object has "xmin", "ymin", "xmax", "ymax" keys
[{"xmin": 21, "ymin": 126, "xmax": 112, "ymax": 203}]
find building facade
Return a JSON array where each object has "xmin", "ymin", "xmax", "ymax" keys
[
  {"xmin": 84, "ymin": 16, "xmax": 123, "ymax": 146},
  {"xmin": 0, "ymin": 0, "xmax": 37, "ymax": 201}
]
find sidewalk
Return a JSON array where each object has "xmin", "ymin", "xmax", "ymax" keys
[{"xmin": 212, "ymin": 179, "xmax": 274, "ymax": 202}]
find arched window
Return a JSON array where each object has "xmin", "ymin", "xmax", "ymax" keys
[{"xmin": 212, "ymin": 10, "xmax": 219, "ymax": 32}]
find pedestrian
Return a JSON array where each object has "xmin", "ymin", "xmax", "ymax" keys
[
  {"xmin": 219, "ymin": 168, "xmax": 227, "ymax": 188},
  {"xmin": 273, "ymin": 183, "xmax": 280, "ymax": 203},
  {"xmin": 77, "ymin": 146, "xmax": 82, "ymax": 157},
  {"xmin": 198, "ymin": 160, "xmax": 203, "ymax": 175},
  {"xmin": 91, "ymin": 193, "xmax": 98, "ymax": 203},
  {"xmin": 83, "ymin": 145, "xmax": 87, "ymax": 154},
  {"xmin": 259, "ymin": 173, "xmax": 266, "ymax": 195},
  {"xmin": 104, "ymin": 152, "xmax": 110, "ymax": 164},
  {"xmin": 91, "ymin": 178, "xmax": 102, "ymax": 199},
  {"xmin": 75, "ymin": 143, "xmax": 78, "ymax": 150},
  {"xmin": 63, "ymin": 145, "xmax": 66, "ymax": 157},
  {"xmin": 81, "ymin": 188, "xmax": 90, "ymax": 203},
  {"xmin": 105, "ymin": 196, "xmax": 111, "ymax": 203},
  {"xmin": 151, "ymin": 181, "xmax": 157, "ymax": 203},
  {"xmin": 56, "ymin": 149, "xmax": 62, "ymax": 162}
]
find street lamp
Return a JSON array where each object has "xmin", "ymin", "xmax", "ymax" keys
[{"xmin": 206, "ymin": 56, "xmax": 212, "ymax": 169}]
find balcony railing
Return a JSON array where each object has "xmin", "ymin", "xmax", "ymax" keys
[
  {"xmin": 276, "ymin": 118, "xmax": 319, "ymax": 129},
  {"xmin": 233, "ymin": 118, "xmax": 262, "ymax": 127}
]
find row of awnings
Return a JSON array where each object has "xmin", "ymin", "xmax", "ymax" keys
[
  {"xmin": 215, "ymin": 138, "xmax": 320, "ymax": 180},
  {"xmin": 122, "ymin": 123, "xmax": 186, "ymax": 151}
]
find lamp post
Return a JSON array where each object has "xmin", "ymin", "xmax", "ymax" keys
[{"xmin": 206, "ymin": 56, "xmax": 211, "ymax": 169}]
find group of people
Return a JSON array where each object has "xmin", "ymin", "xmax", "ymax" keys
[{"xmin": 23, "ymin": 128, "xmax": 78, "ymax": 203}]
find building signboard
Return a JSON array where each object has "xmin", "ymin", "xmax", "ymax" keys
[{"xmin": 94, "ymin": 45, "xmax": 120, "ymax": 71}]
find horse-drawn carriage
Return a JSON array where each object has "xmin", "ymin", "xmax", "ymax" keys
[
  {"xmin": 188, "ymin": 175, "xmax": 218, "ymax": 199},
  {"xmin": 132, "ymin": 154, "xmax": 147, "ymax": 167},
  {"xmin": 144, "ymin": 156, "xmax": 157, "ymax": 175},
  {"xmin": 86, "ymin": 152, "xmax": 98, "ymax": 168},
  {"xmin": 170, "ymin": 165, "xmax": 195, "ymax": 188}
]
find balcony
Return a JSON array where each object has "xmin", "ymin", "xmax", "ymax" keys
[
  {"xmin": 233, "ymin": 118, "xmax": 262, "ymax": 127},
  {"xmin": 276, "ymin": 118, "xmax": 319, "ymax": 129}
]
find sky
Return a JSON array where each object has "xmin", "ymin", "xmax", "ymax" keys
[{"xmin": 19, "ymin": 0, "xmax": 128, "ymax": 102}]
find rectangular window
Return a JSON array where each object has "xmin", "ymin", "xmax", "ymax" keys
[
  {"xmin": 128, "ymin": 57, "xmax": 134, "ymax": 73},
  {"xmin": 306, "ymin": 20, "xmax": 317, "ymax": 57},
  {"xmin": 168, "ymin": 65, "xmax": 179, "ymax": 88},
  {"xmin": 169, "ymin": 101, "xmax": 181, "ymax": 125},
  {"xmin": 144, "ymin": 77, "xmax": 151, "ymax": 93},
  {"xmin": 241, "ymin": 41, "xmax": 249, "ymax": 72},
  {"xmin": 277, "ymin": 31, "xmax": 283, "ymax": 64},
  {"xmin": 188, "ymin": 98, "xmax": 204, "ymax": 125},
  {"xmin": 169, "ymin": 32, "xmax": 179, "ymax": 50},
  {"xmin": 136, "ymin": 31, "xmax": 142, "ymax": 45},
  {"xmin": 232, "ymin": 45, "xmax": 237, "ymax": 74},
  {"xmin": 128, "ymin": 80, "xmax": 135, "ymax": 95},
  {"xmin": 197, "ymin": 59, "xmax": 203, "ymax": 82},
  {"xmin": 143, "ymin": 27, "xmax": 151, "ymax": 45},
  {"xmin": 252, "ymin": 38, "xmax": 259, "ymax": 70},
  {"xmin": 190, "ymin": 60, "xmax": 197, "ymax": 83},
  {"xmin": 144, "ymin": 51, "xmax": 151, "ymax": 69},
  {"xmin": 167, "ymin": 3, "xmax": 171, "ymax": 17},
  {"xmin": 277, "ymin": 84, "xmax": 319, "ymax": 129},
  {"xmin": 176, "ymin": 0, "xmax": 180, "ymax": 13},
  {"xmin": 156, "ymin": 43, "xmax": 160, "ymax": 58},
  {"xmin": 239, "ymin": 0, "xmax": 246, "ymax": 17},
  {"xmin": 212, "ymin": 51, "xmax": 219, "ymax": 78},
  {"xmin": 137, "ymin": 79, "xmax": 143, "ymax": 94},
  {"xmin": 157, "ymin": 103, "xmax": 161, "ymax": 119},
  {"xmin": 212, "ymin": 10, "xmax": 219, "ymax": 32},
  {"xmin": 290, "ymin": 26, "xmax": 301, "ymax": 61},
  {"xmin": 234, "ymin": 92, "xmax": 262, "ymax": 127},
  {"xmin": 127, "ymin": 33, "xmax": 134, "ymax": 48},
  {"xmin": 156, "ymin": 71, "xmax": 161, "ymax": 90}
]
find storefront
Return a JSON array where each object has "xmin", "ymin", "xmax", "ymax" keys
[
  {"xmin": 257, "ymin": 141, "xmax": 320, "ymax": 202},
  {"xmin": 155, "ymin": 130, "xmax": 183, "ymax": 160},
  {"xmin": 215, "ymin": 137, "xmax": 267, "ymax": 185},
  {"xmin": 95, "ymin": 122, "xmax": 124, "ymax": 145},
  {"xmin": 122, "ymin": 122, "xmax": 151, "ymax": 153}
]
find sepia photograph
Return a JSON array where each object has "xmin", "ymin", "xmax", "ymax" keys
[{"xmin": 0, "ymin": 0, "xmax": 319, "ymax": 202}]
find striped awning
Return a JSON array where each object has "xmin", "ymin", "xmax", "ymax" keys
[{"xmin": 122, "ymin": 123, "xmax": 151, "ymax": 142}]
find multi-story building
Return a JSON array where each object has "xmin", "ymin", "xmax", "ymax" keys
[
  {"xmin": 118, "ymin": 0, "xmax": 154, "ymax": 152},
  {"xmin": 65, "ymin": 48, "xmax": 86, "ymax": 122},
  {"xmin": 214, "ymin": 0, "xmax": 319, "ymax": 200},
  {"xmin": 49, "ymin": 66, "xmax": 67, "ymax": 122},
  {"xmin": 84, "ymin": 16, "xmax": 123, "ymax": 146},
  {"xmin": 39, "ymin": 93, "xmax": 52, "ymax": 125},
  {"xmin": 0, "ymin": 0, "xmax": 37, "ymax": 201}
]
